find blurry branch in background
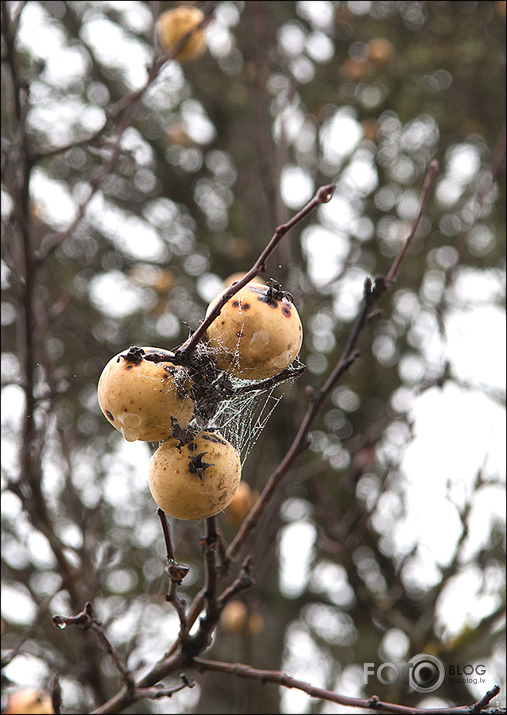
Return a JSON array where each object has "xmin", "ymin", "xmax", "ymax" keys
[
  {"xmin": 32, "ymin": 2, "xmax": 218, "ymax": 263},
  {"xmin": 249, "ymin": 0, "xmax": 294, "ymax": 276},
  {"xmin": 434, "ymin": 123, "xmax": 506, "ymax": 347},
  {"xmin": 2, "ymin": 3, "xmax": 89, "ymax": 619},
  {"xmin": 2, "ymin": 1, "xmax": 504, "ymax": 713},
  {"xmin": 249, "ymin": 0, "xmax": 279, "ymax": 226},
  {"xmin": 1, "ymin": 2, "xmax": 203, "ymax": 705}
]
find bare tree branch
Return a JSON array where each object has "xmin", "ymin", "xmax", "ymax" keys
[
  {"xmin": 52, "ymin": 602, "xmax": 135, "ymax": 692},
  {"xmin": 192, "ymin": 658, "xmax": 501, "ymax": 715},
  {"xmin": 226, "ymin": 161, "xmax": 439, "ymax": 562},
  {"xmin": 157, "ymin": 508, "xmax": 189, "ymax": 633},
  {"xmin": 177, "ymin": 183, "xmax": 335, "ymax": 355}
]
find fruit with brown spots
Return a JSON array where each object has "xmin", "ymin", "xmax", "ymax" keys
[
  {"xmin": 97, "ymin": 346, "xmax": 194, "ymax": 442},
  {"xmin": 157, "ymin": 6, "xmax": 207, "ymax": 63},
  {"xmin": 205, "ymin": 282, "xmax": 303, "ymax": 380},
  {"xmin": 148, "ymin": 431, "xmax": 241, "ymax": 520},
  {"xmin": 5, "ymin": 688, "xmax": 54, "ymax": 714}
]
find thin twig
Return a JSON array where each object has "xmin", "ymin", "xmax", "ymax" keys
[
  {"xmin": 177, "ymin": 184, "xmax": 335, "ymax": 355},
  {"xmin": 217, "ymin": 555, "xmax": 255, "ymax": 606},
  {"xmin": 133, "ymin": 673, "xmax": 195, "ymax": 701},
  {"xmin": 231, "ymin": 365, "xmax": 306, "ymax": 395},
  {"xmin": 192, "ymin": 658, "xmax": 502, "ymax": 715},
  {"xmin": 226, "ymin": 161, "xmax": 439, "ymax": 562},
  {"xmin": 178, "ymin": 517, "xmax": 222, "ymax": 659},
  {"xmin": 33, "ymin": 3, "xmax": 218, "ymax": 263},
  {"xmin": 157, "ymin": 509, "xmax": 189, "ymax": 632},
  {"xmin": 385, "ymin": 159, "xmax": 439, "ymax": 284},
  {"xmin": 470, "ymin": 685, "xmax": 501, "ymax": 713},
  {"xmin": 92, "ymin": 652, "xmax": 187, "ymax": 714},
  {"xmin": 52, "ymin": 602, "xmax": 135, "ymax": 691}
]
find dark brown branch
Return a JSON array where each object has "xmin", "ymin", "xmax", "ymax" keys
[
  {"xmin": 192, "ymin": 658, "xmax": 502, "ymax": 715},
  {"xmin": 226, "ymin": 161, "xmax": 439, "ymax": 562},
  {"xmin": 52, "ymin": 602, "xmax": 135, "ymax": 691},
  {"xmin": 179, "ymin": 517, "xmax": 222, "ymax": 659},
  {"xmin": 470, "ymin": 685, "xmax": 501, "ymax": 713},
  {"xmin": 203, "ymin": 516, "xmax": 219, "ymax": 604},
  {"xmin": 217, "ymin": 555, "xmax": 255, "ymax": 606},
  {"xmin": 176, "ymin": 183, "xmax": 335, "ymax": 355},
  {"xmin": 49, "ymin": 674, "xmax": 62, "ymax": 715},
  {"xmin": 385, "ymin": 160, "xmax": 439, "ymax": 284},
  {"xmin": 157, "ymin": 509, "xmax": 189, "ymax": 632},
  {"xmin": 92, "ymin": 652, "xmax": 187, "ymax": 714},
  {"xmin": 163, "ymin": 555, "xmax": 255, "ymax": 663},
  {"xmin": 132, "ymin": 673, "xmax": 195, "ymax": 701}
]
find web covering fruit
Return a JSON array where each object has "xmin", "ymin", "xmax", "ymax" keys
[{"xmin": 205, "ymin": 281, "xmax": 303, "ymax": 380}]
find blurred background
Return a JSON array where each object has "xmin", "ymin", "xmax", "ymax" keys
[{"xmin": 1, "ymin": 1, "xmax": 505, "ymax": 713}]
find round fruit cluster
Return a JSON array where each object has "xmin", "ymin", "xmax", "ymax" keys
[{"xmin": 97, "ymin": 280, "xmax": 303, "ymax": 520}]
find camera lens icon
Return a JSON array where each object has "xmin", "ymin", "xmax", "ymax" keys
[{"xmin": 408, "ymin": 654, "xmax": 445, "ymax": 693}]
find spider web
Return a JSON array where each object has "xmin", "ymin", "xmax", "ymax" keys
[
  {"xmin": 210, "ymin": 379, "xmax": 284, "ymax": 465},
  {"xmin": 186, "ymin": 341, "xmax": 304, "ymax": 466}
]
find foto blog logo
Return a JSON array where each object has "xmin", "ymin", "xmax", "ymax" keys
[{"xmin": 364, "ymin": 654, "xmax": 487, "ymax": 694}]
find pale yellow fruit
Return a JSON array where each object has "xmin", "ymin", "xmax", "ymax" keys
[
  {"xmin": 225, "ymin": 481, "xmax": 259, "ymax": 524},
  {"xmin": 205, "ymin": 282, "xmax": 303, "ymax": 380},
  {"xmin": 157, "ymin": 6, "xmax": 207, "ymax": 63},
  {"xmin": 98, "ymin": 347, "xmax": 194, "ymax": 442},
  {"xmin": 220, "ymin": 600, "xmax": 247, "ymax": 633},
  {"xmin": 247, "ymin": 610, "xmax": 264, "ymax": 635},
  {"xmin": 222, "ymin": 272, "xmax": 265, "ymax": 289},
  {"xmin": 149, "ymin": 431, "xmax": 241, "ymax": 520},
  {"xmin": 5, "ymin": 688, "xmax": 54, "ymax": 715},
  {"xmin": 221, "ymin": 601, "xmax": 264, "ymax": 635}
]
